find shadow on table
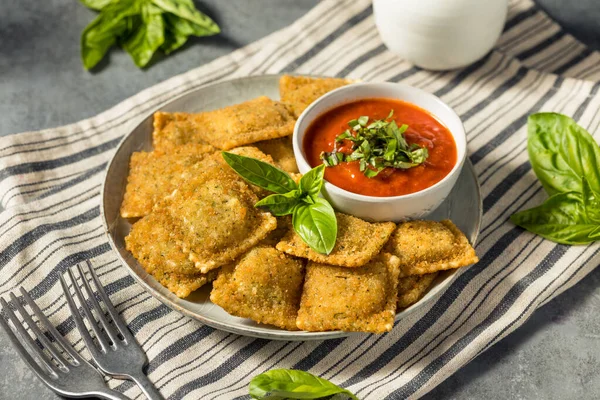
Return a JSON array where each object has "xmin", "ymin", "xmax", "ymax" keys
[{"xmin": 421, "ymin": 265, "xmax": 600, "ymax": 399}]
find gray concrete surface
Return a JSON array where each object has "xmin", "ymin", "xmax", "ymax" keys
[{"xmin": 1, "ymin": 1, "xmax": 599, "ymax": 399}]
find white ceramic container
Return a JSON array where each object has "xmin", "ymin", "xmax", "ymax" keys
[
  {"xmin": 373, "ymin": 0, "xmax": 508, "ymax": 70},
  {"xmin": 293, "ymin": 82, "xmax": 467, "ymax": 222}
]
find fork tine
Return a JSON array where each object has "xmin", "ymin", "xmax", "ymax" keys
[
  {"xmin": 60, "ymin": 274, "xmax": 104, "ymax": 356},
  {"xmin": 76, "ymin": 263, "xmax": 120, "ymax": 345},
  {"xmin": 0, "ymin": 306, "xmax": 50, "ymax": 381},
  {"xmin": 19, "ymin": 287, "xmax": 83, "ymax": 364},
  {"xmin": 0, "ymin": 298, "xmax": 59, "ymax": 375},
  {"xmin": 67, "ymin": 267, "xmax": 110, "ymax": 352},
  {"xmin": 9, "ymin": 292, "xmax": 67, "ymax": 370},
  {"xmin": 85, "ymin": 260, "xmax": 132, "ymax": 341}
]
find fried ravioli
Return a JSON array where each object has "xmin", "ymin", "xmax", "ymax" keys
[
  {"xmin": 166, "ymin": 177, "xmax": 277, "ymax": 273},
  {"xmin": 125, "ymin": 210, "xmax": 217, "ymax": 297},
  {"xmin": 260, "ymin": 215, "xmax": 293, "ymax": 247},
  {"xmin": 253, "ymin": 136, "xmax": 299, "ymax": 173},
  {"xmin": 276, "ymin": 213, "xmax": 396, "ymax": 267},
  {"xmin": 296, "ymin": 253, "xmax": 400, "ymax": 333},
  {"xmin": 279, "ymin": 75, "xmax": 353, "ymax": 117},
  {"xmin": 397, "ymin": 272, "xmax": 438, "ymax": 309},
  {"xmin": 152, "ymin": 112, "xmax": 211, "ymax": 152},
  {"xmin": 210, "ymin": 247, "xmax": 305, "ymax": 330},
  {"xmin": 386, "ymin": 220, "xmax": 478, "ymax": 276},
  {"xmin": 120, "ymin": 144, "xmax": 215, "ymax": 218}
]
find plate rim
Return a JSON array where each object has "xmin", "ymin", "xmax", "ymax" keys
[{"xmin": 100, "ymin": 74, "xmax": 482, "ymax": 341}]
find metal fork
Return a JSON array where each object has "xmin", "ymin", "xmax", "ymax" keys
[
  {"xmin": 61, "ymin": 260, "xmax": 164, "ymax": 400},
  {"xmin": 0, "ymin": 288, "xmax": 128, "ymax": 399}
]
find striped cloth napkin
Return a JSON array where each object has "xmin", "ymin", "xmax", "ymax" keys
[{"xmin": 1, "ymin": 0, "xmax": 599, "ymax": 398}]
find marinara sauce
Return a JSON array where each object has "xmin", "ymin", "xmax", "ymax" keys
[{"xmin": 303, "ymin": 98, "xmax": 457, "ymax": 197}]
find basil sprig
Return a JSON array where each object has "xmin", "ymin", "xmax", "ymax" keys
[
  {"xmin": 79, "ymin": 0, "xmax": 220, "ymax": 69},
  {"xmin": 320, "ymin": 110, "xmax": 429, "ymax": 178},
  {"xmin": 249, "ymin": 369, "xmax": 358, "ymax": 400},
  {"xmin": 510, "ymin": 112, "xmax": 600, "ymax": 244},
  {"xmin": 222, "ymin": 152, "xmax": 337, "ymax": 254}
]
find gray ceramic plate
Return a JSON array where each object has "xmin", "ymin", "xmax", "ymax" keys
[{"xmin": 101, "ymin": 74, "xmax": 482, "ymax": 341}]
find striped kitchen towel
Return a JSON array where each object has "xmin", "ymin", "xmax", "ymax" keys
[{"xmin": 1, "ymin": 0, "xmax": 599, "ymax": 398}]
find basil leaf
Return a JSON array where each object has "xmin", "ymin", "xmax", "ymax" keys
[
  {"xmin": 222, "ymin": 152, "xmax": 298, "ymax": 194},
  {"xmin": 161, "ymin": 13, "xmax": 190, "ymax": 54},
  {"xmin": 582, "ymin": 177, "xmax": 600, "ymax": 223},
  {"xmin": 292, "ymin": 197, "xmax": 337, "ymax": 254},
  {"xmin": 528, "ymin": 112, "xmax": 600, "ymax": 196},
  {"xmin": 255, "ymin": 191, "xmax": 301, "ymax": 216},
  {"xmin": 80, "ymin": 0, "xmax": 138, "ymax": 70},
  {"xmin": 249, "ymin": 369, "xmax": 358, "ymax": 400},
  {"xmin": 122, "ymin": 3, "xmax": 165, "ymax": 68},
  {"xmin": 589, "ymin": 225, "xmax": 600, "ymax": 239},
  {"xmin": 79, "ymin": 0, "xmax": 113, "ymax": 10},
  {"xmin": 299, "ymin": 164, "xmax": 325, "ymax": 197},
  {"xmin": 152, "ymin": 0, "xmax": 220, "ymax": 34},
  {"xmin": 510, "ymin": 192, "xmax": 599, "ymax": 245}
]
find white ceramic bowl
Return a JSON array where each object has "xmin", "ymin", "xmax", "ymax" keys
[{"xmin": 293, "ymin": 82, "xmax": 467, "ymax": 222}]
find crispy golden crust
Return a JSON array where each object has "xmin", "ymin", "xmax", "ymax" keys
[
  {"xmin": 279, "ymin": 75, "xmax": 352, "ymax": 117},
  {"xmin": 125, "ymin": 210, "xmax": 217, "ymax": 298},
  {"xmin": 253, "ymin": 136, "xmax": 299, "ymax": 173},
  {"xmin": 191, "ymin": 96, "xmax": 296, "ymax": 150},
  {"xmin": 276, "ymin": 213, "xmax": 396, "ymax": 267},
  {"xmin": 386, "ymin": 220, "xmax": 479, "ymax": 276},
  {"xmin": 165, "ymin": 177, "xmax": 277, "ymax": 273},
  {"xmin": 259, "ymin": 215, "xmax": 293, "ymax": 247},
  {"xmin": 397, "ymin": 272, "xmax": 438, "ymax": 309},
  {"xmin": 120, "ymin": 144, "xmax": 215, "ymax": 218},
  {"xmin": 152, "ymin": 112, "xmax": 211, "ymax": 152},
  {"xmin": 210, "ymin": 247, "xmax": 305, "ymax": 330},
  {"xmin": 214, "ymin": 146, "xmax": 279, "ymax": 199},
  {"xmin": 296, "ymin": 253, "xmax": 400, "ymax": 333},
  {"xmin": 153, "ymin": 269, "xmax": 218, "ymax": 298}
]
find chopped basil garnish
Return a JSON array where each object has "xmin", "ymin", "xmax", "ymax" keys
[{"xmin": 320, "ymin": 110, "xmax": 429, "ymax": 177}]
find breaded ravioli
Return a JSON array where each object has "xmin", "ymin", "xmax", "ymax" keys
[
  {"xmin": 397, "ymin": 272, "xmax": 438, "ymax": 309},
  {"xmin": 276, "ymin": 213, "xmax": 396, "ymax": 267},
  {"xmin": 279, "ymin": 75, "xmax": 352, "ymax": 117},
  {"xmin": 253, "ymin": 136, "xmax": 299, "ymax": 173},
  {"xmin": 152, "ymin": 112, "xmax": 211, "ymax": 151},
  {"xmin": 166, "ymin": 177, "xmax": 277, "ymax": 273},
  {"xmin": 125, "ymin": 210, "xmax": 217, "ymax": 297},
  {"xmin": 386, "ymin": 220, "xmax": 479, "ymax": 276},
  {"xmin": 120, "ymin": 144, "xmax": 215, "ymax": 218},
  {"xmin": 296, "ymin": 253, "xmax": 400, "ymax": 333},
  {"xmin": 260, "ymin": 215, "xmax": 293, "ymax": 247},
  {"xmin": 210, "ymin": 247, "xmax": 305, "ymax": 330}
]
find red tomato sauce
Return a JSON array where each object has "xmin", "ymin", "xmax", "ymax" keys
[{"xmin": 303, "ymin": 98, "xmax": 457, "ymax": 197}]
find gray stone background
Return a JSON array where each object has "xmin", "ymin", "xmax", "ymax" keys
[{"xmin": 1, "ymin": 0, "xmax": 599, "ymax": 399}]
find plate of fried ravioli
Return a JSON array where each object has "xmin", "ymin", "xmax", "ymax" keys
[{"xmin": 101, "ymin": 75, "xmax": 481, "ymax": 340}]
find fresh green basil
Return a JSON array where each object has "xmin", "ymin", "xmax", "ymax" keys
[
  {"xmin": 222, "ymin": 152, "xmax": 298, "ymax": 194},
  {"xmin": 512, "ymin": 113, "xmax": 600, "ymax": 244},
  {"xmin": 78, "ymin": 0, "xmax": 113, "ymax": 10},
  {"xmin": 222, "ymin": 152, "xmax": 338, "ymax": 254},
  {"xmin": 510, "ymin": 192, "xmax": 599, "ymax": 245},
  {"xmin": 320, "ymin": 112, "xmax": 428, "ymax": 177},
  {"xmin": 528, "ymin": 112, "xmax": 600, "ymax": 195},
  {"xmin": 122, "ymin": 3, "xmax": 165, "ymax": 68},
  {"xmin": 299, "ymin": 164, "xmax": 325, "ymax": 197},
  {"xmin": 81, "ymin": 0, "xmax": 138, "ymax": 70},
  {"xmin": 582, "ymin": 177, "xmax": 600, "ymax": 223},
  {"xmin": 255, "ymin": 190, "xmax": 302, "ymax": 216},
  {"xmin": 249, "ymin": 369, "xmax": 358, "ymax": 400},
  {"xmin": 79, "ymin": 0, "xmax": 219, "ymax": 70},
  {"xmin": 293, "ymin": 198, "xmax": 337, "ymax": 255}
]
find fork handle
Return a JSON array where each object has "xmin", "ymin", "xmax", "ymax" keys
[
  {"xmin": 127, "ymin": 370, "xmax": 164, "ymax": 400},
  {"xmin": 93, "ymin": 388, "xmax": 131, "ymax": 400}
]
